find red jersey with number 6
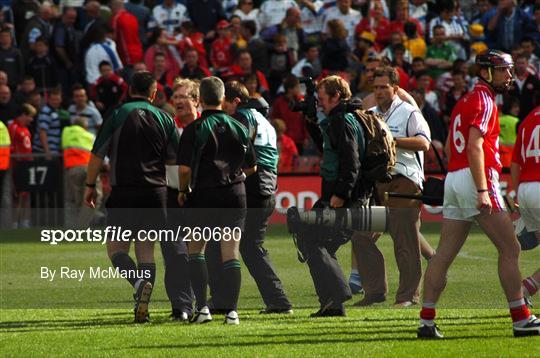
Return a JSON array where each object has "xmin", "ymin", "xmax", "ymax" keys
[
  {"xmin": 448, "ymin": 82, "xmax": 502, "ymax": 173},
  {"xmin": 512, "ymin": 106, "xmax": 540, "ymax": 182}
]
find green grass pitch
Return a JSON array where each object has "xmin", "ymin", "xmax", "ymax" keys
[{"xmin": 1, "ymin": 223, "xmax": 538, "ymax": 356}]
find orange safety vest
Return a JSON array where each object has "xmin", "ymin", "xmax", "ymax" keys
[
  {"xmin": 61, "ymin": 125, "xmax": 95, "ymax": 169},
  {"xmin": 0, "ymin": 121, "xmax": 11, "ymax": 170}
]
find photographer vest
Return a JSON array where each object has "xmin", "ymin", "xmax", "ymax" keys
[{"xmin": 371, "ymin": 98, "xmax": 426, "ymax": 188}]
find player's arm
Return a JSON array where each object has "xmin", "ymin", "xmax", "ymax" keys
[
  {"xmin": 467, "ymin": 126, "xmax": 491, "ymax": 211},
  {"xmin": 510, "ymin": 162, "xmax": 521, "ymax": 196},
  {"xmin": 444, "ymin": 135, "xmax": 451, "ymax": 160},
  {"xmin": 84, "ymin": 154, "xmax": 103, "ymax": 208}
]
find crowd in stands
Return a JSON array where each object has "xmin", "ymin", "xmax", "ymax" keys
[{"xmin": 1, "ymin": 0, "xmax": 540, "ymax": 175}]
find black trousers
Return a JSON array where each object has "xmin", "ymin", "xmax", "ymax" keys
[
  {"xmin": 240, "ymin": 194, "xmax": 291, "ymax": 309},
  {"xmin": 160, "ymin": 187, "xmax": 193, "ymax": 314},
  {"xmin": 300, "ymin": 179, "xmax": 366, "ymax": 309}
]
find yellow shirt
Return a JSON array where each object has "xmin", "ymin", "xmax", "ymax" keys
[{"xmin": 405, "ymin": 37, "xmax": 427, "ymax": 59}]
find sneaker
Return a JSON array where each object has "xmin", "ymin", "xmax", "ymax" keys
[
  {"xmin": 259, "ymin": 307, "xmax": 294, "ymax": 314},
  {"xmin": 417, "ymin": 324, "xmax": 443, "ymax": 339},
  {"xmin": 224, "ymin": 310, "xmax": 240, "ymax": 325},
  {"xmin": 170, "ymin": 310, "xmax": 190, "ymax": 322},
  {"xmin": 134, "ymin": 280, "xmax": 153, "ymax": 323},
  {"xmin": 349, "ymin": 272, "xmax": 364, "ymax": 295},
  {"xmin": 190, "ymin": 306, "xmax": 212, "ymax": 324},
  {"xmin": 513, "ymin": 316, "xmax": 540, "ymax": 337}
]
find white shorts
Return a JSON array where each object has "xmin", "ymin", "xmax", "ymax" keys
[
  {"xmin": 518, "ymin": 182, "xmax": 540, "ymax": 232},
  {"xmin": 443, "ymin": 167, "xmax": 505, "ymax": 222}
]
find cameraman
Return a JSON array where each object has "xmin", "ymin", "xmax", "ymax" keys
[{"xmin": 300, "ymin": 75, "xmax": 369, "ymax": 317}]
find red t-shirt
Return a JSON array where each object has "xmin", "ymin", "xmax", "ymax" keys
[
  {"xmin": 512, "ymin": 106, "xmax": 540, "ymax": 182},
  {"xmin": 277, "ymin": 133, "xmax": 298, "ymax": 173},
  {"xmin": 448, "ymin": 82, "xmax": 502, "ymax": 173},
  {"xmin": 271, "ymin": 95, "xmax": 306, "ymax": 145},
  {"xmin": 211, "ymin": 37, "xmax": 233, "ymax": 70},
  {"xmin": 8, "ymin": 121, "xmax": 32, "ymax": 160},
  {"xmin": 111, "ymin": 10, "xmax": 143, "ymax": 65},
  {"xmin": 355, "ymin": 17, "xmax": 391, "ymax": 46}
]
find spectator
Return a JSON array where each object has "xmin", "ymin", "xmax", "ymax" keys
[
  {"xmin": 487, "ymin": 0, "xmax": 536, "ymax": 52},
  {"xmin": 428, "ymin": 0, "xmax": 469, "ymax": 59},
  {"xmin": 355, "ymin": 0, "xmax": 391, "ymax": 48},
  {"xmin": 404, "ymin": 20, "xmax": 427, "ymax": 60},
  {"xmin": 85, "ymin": 25, "xmax": 123, "ymax": 85},
  {"xmin": 410, "ymin": 88, "xmax": 446, "ymax": 145},
  {"xmin": 68, "ymin": 84, "xmax": 103, "ymax": 135},
  {"xmin": 270, "ymin": 75, "xmax": 306, "ymax": 153},
  {"xmin": 237, "ymin": 20, "xmax": 269, "ymax": 73},
  {"xmin": 507, "ymin": 54, "xmax": 540, "ymax": 122},
  {"xmin": 442, "ymin": 70, "xmax": 468, "ymax": 122},
  {"xmin": 33, "ymin": 88, "xmax": 64, "ymax": 158},
  {"xmin": 231, "ymin": 49, "xmax": 270, "ymax": 92},
  {"xmin": 80, "ymin": 1, "xmax": 106, "ymax": 57},
  {"xmin": 223, "ymin": 0, "xmax": 239, "ymax": 18},
  {"xmin": 258, "ymin": 0, "xmax": 298, "ymax": 32},
  {"xmin": 416, "ymin": 70, "xmax": 439, "ymax": 113},
  {"xmin": 351, "ymin": 32, "xmax": 378, "ymax": 70},
  {"xmin": 0, "ymin": 26, "xmax": 23, "ymax": 90},
  {"xmin": 291, "ymin": 43, "xmax": 322, "ymax": 79},
  {"xmin": 499, "ymin": 96, "xmax": 520, "ymax": 168},
  {"xmin": 27, "ymin": 90, "xmax": 42, "ymax": 113},
  {"xmin": 144, "ymin": 27, "xmax": 182, "ymax": 75},
  {"xmin": 25, "ymin": 37, "xmax": 58, "ymax": 95},
  {"xmin": 471, "ymin": 0, "xmax": 497, "ymax": 25},
  {"xmin": 297, "ymin": 0, "xmax": 325, "ymax": 45},
  {"xmin": 153, "ymin": 0, "xmax": 189, "ymax": 36},
  {"xmin": 13, "ymin": 76, "xmax": 36, "ymax": 106},
  {"xmin": 268, "ymin": 34, "xmax": 294, "ymax": 96},
  {"xmin": 186, "ymin": 0, "xmax": 226, "ymax": 35},
  {"xmin": 20, "ymin": 1, "xmax": 54, "ymax": 58},
  {"xmin": 426, "ymin": 25, "xmax": 457, "ymax": 78},
  {"xmin": 244, "ymin": 72, "xmax": 271, "ymax": 117},
  {"xmin": 234, "ymin": 0, "xmax": 260, "ymax": 31},
  {"xmin": 322, "ymin": 0, "xmax": 361, "ymax": 48},
  {"xmin": 90, "ymin": 61, "xmax": 128, "ymax": 115},
  {"xmin": 381, "ymin": 32, "xmax": 412, "ymax": 64},
  {"xmin": 52, "ymin": 7, "xmax": 79, "ymax": 99},
  {"xmin": 393, "ymin": 44, "xmax": 413, "ymax": 75},
  {"xmin": 435, "ymin": 58, "xmax": 470, "ymax": 94},
  {"xmin": 273, "ymin": 118, "xmax": 298, "ymax": 172},
  {"xmin": 409, "ymin": 0, "xmax": 432, "ymax": 33},
  {"xmin": 61, "ymin": 116, "xmax": 97, "ymax": 228},
  {"xmin": 0, "ymin": 84, "xmax": 17, "ymax": 124},
  {"xmin": 229, "ymin": 15, "xmax": 248, "ymax": 49},
  {"xmin": 8, "ymin": 104, "xmax": 35, "ymax": 228},
  {"xmin": 110, "ymin": 0, "xmax": 143, "ymax": 70},
  {"xmin": 179, "ymin": 47, "xmax": 212, "ymax": 80},
  {"xmin": 521, "ymin": 37, "xmax": 540, "ymax": 75},
  {"xmin": 177, "ymin": 21, "xmax": 208, "ymax": 68},
  {"xmin": 125, "ymin": 0, "xmax": 155, "ymax": 48},
  {"xmin": 211, "ymin": 20, "xmax": 234, "ymax": 74},
  {"xmin": 261, "ymin": 7, "xmax": 304, "ymax": 63},
  {"xmin": 0, "ymin": 117, "xmax": 8, "ymax": 204},
  {"xmin": 390, "ymin": 1, "xmax": 423, "ymax": 39},
  {"xmin": 152, "ymin": 52, "xmax": 176, "ymax": 95},
  {"xmin": 321, "ymin": 18, "xmax": 350, "ymax": 72}
]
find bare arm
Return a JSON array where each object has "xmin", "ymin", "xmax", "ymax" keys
[
  {"xmin": 83, "ymin": 154, "xmax": 104, "ymax": 208},
  {"xmin": 510, "ymin": 162, "xmax": 521, "ymax": 195},
  {"xmin": 396, "ymin": 88, "xmax": 419, "ymax": 109},
  {"xmin": 466, "ymin": 127, "xmax": 487, "ymax": 191},
  {"xmin": 395, "ymin": 136, "xmax": 430, "ymax": 152}
]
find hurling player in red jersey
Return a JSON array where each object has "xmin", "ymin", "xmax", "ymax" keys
[
  {"xmin": 511, "ymin": 106, "xmax": 540, "ymax": 307},
  {"xmin": 418, "ymin": 50, "xmax": 540, "ymax": 338}
]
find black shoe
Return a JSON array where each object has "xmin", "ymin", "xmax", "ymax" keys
[
  {"xmin": 170, "ymin": 310, "xmax": 190, "ymax": 322},
  {"xmin": 310, "ymin": 308, "xmax": 346, "ymax": 317},
  {"xmin": 513, "ymin": 316, "xmax": 540, "ymax": 337},
  {"xmin": 259, "ymin": 307, "xmax": 294, "ymax": 314},
  {"xmin": 417, "ymin": 324, "xmax": 443, "ymax": 339},
  {"xmin": 134, "ymin": 280, "xmax": 153, "ymax": 323}
]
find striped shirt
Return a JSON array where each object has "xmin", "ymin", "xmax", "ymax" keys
[
  {"xmin": 67, "ymin": 103, "xmax": 103, "ymax": 136},
  {"xmin": 33, "ymin": 105, "xmax": 63, "ymax": 154}
]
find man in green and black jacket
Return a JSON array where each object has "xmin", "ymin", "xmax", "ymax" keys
[
  {"xmin": 303, "ymin": 75, "xmax": 370, "ymax": 317},
  {"xmin": 221, "ymin": 81, "xmax": 293, "ymax": 314},
  {"xmin": 84, "ymin": 71, "xmax": 180, "ymax": 323}
]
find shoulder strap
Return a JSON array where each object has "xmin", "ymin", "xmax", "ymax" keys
[{"xmin": 99, "ymin": 42, "xmax": 120, "ymax": 71}]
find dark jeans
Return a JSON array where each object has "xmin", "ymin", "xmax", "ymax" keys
[{"xmin": 240, "ymin": 194, "xmax": 291, "ymax": 309}]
